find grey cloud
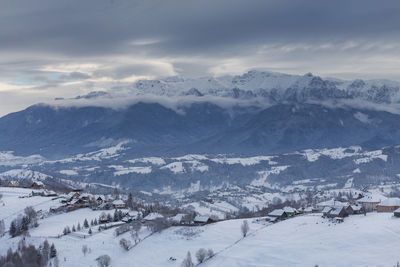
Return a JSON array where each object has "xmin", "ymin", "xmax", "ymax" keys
[{"xmin": 0, "ymin": 0, "xmax": 399, "ymax": 57}]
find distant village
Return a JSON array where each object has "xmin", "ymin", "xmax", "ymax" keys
[{"xmin": 3, "ymin": 178, "xmax": 400, "ymax": 231}]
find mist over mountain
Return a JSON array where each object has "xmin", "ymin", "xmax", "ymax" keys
[
  {"xmin": 1, "ymin": 70, "xmax": 400, "ymax": 192},
  {"xmin": 2, "ymin": 71, "xmax": 400, "ymax": 157}
]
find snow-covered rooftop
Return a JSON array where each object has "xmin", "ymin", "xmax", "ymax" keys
[
  {"xmin": 268, "ymin": 209, "xmax": 285, "ymax": 217},
  {"xmin": 377, "ymin": 198, "xmax": 400, "ymax": 207},
  {"xmin": 144, "ymin": 213, "xmax": 164, "ymax": 221},
  {"xmin": 112, "ymin": 199, "xmax": 125, "ymax": 205},
  {"xmin": 194, "ymin": 215, "xmax": 210, "ymax": 223},
  {"xmin": 357, "ymin": 195, "xmax": 385, "ymax": 203},
  {"xmin": 283, "ymin": 206, "xmax": 296, "ymax": 213}
]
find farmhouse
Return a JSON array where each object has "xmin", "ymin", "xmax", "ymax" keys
[
  {"xmin": 171, "ymin": 213, "xmax": 186, "ymax": 224},
  {"xmin": 144, "ymin": 212, "xmax": 164, "ymax": 221},
  {"xmin": 394, "ymin": 208, "xmax": 400, "ymax": 217},
  {"xmin": 95, "ymin": 195, "xmax": 105, "ymax": 204},
  {"xmin": 194, "ymin": 215, "xmax": 214, "ymax": 225},
  {"xmin": 322, "ymin": 206, "xmax": 333, "ymax": 216},
  {"xmin": 316, "ymin": 199, "xmax": 348, "ymax": 211},
  {"xmin": 327, "ymin": 206, "xmax": 348, "ymax": 218},
  {"xmin": 283, "ymin": 206, "xmax": 297, "ymax": 216},
  {"xmin": 67, "ymin": 191, "xmax": 80, "ymax": 200},
  {"xmin": 376, "ymin": 198, "xmax": 400, "ymax": 212},
  {"xmin": 8, "ymin": 180, "xmax": 19, "ymax": 187},
  {"xmin": 112, "ymin": 199, "xmax": 126, "ymax": 209},
  {"xmin": 31, "ymin": 181, "xmax": 44, "ymax": 189},
  {"xmin": 122, "ymin": 211, "xmax": 140, "ymax": 223},
  {"xmin": 268, "ymin": 209, "xmax": 288, "ymax": 220},
  {"xmin": 80, "ymin": 193, "xmax": 91, "ymax": 201},
  {"xmin": 302, "ymin": 207, "xmax": 313, "ymax": 213},
  {"xmin": 350, "ymin": 205, "xmax": 364, "ymax": 214},
  {"xmin": 357, "ymin": 195, "xmax": 383, "ymax": 212}
]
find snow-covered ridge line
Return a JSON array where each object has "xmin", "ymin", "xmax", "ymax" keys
[{"xmin": 47, "ymin": 70, "xmax": 400, "ymax": 112}]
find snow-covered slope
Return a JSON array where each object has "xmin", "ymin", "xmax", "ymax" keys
[{"xmin": 1, "ymin": 190, "xmax": 399, "ymax": 267}]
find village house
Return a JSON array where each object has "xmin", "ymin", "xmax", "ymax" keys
[
  {"xmin": 194, "ymin": 215, "xmax": 214, "ymax": 225},
  {"xmin": 268, "ymin": 209, "xmax": 288, "ymax": 220},
  {"xmin": 315, "ymin": 199, "xmax": 348, "ymax": 211},
  {"xmin": 67, "ymin": 191, "xmax": 80, "ymax": 200},
  {"xmin": 171, "ymin": 213, "xmax": 186, "ymax": 224},
  {"xmin": 350, "ymin": 205, "xmax": 364, "ymax": 214},
  {"xmin": 376, "ymin": 198, "xmax": 400, "ymax": 212},
  {"xmin": 283, "ymin": 206, "xmax": 297, "ymax": 216},
  {"xmin": 357, "ymin": 195, "xmax": 383, "ymax": 212},
  {"xmin": 95, "ymin": 195, "xmax": 105, "ymax": 204},
  {"xmin": 31, "ymin": 181, "xmax": 44, "ymax": 189},
  {"xmin": 80, "ymin": 193, "xmax": 91, "ymax": 201},
  {"xmin": 112, "ymin": 199, "xmax": 126, "ymax": 209},
  {"xmin": 322, "ymin": 206, "xmax": 333, "ymax": 216},
  {"xmin": 144, "ymin": 212, "xmax": 164, "ymax": 221},
  {"xmin": 8, "ymin": 180, "xmax": 19, "ymax": 187},
  {"xmin": 394, "ymin": 208, "xmax": 400, "ymax": 217},
  {"xmin": 327, "ymin": 206, "xmax": 348, "ymax": 218},
  {"xmin": 122, "ymin": 210, "xmax": 140, "ymax": 223},
  {"xmin": 344, "ymin": 205, "xmax": 354, "ymax": 215},
  {"xmin": 302, "ymin": 207, "xmax": 313, "ymax": 213}
]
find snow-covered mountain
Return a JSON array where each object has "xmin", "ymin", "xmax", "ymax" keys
[
  {"xmin": 130, "ymin": 71, "xmax": 400, "ymax": 104},
  {"xmin": 2, "ymin": 70, "xmax": 400, "ymax": 192}
]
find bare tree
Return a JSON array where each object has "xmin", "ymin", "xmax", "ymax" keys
[
  {"xmin": 119, "ymin": 238, "xmax": 131, "ymax": 251},
  {"xmin": 181, "ymin": 251, "xmax": 194, "ymax": 267},
  {"xmin": 207, "ymin": 248, "xmax": 214, "ymax": 259},
  {"xmin": 241, "ymin": 220, "xmax": 249, "ymax": 237},
  {"xmin": 0, "ymin": 219, "xmax": 5, "ymax": 236},
  {"xmin": 195, "ymin": 248, "xmax": 207, "ymax": 263},
  {"xmin": 82, "ymin": 245, "xmax": 89, "ymax": 256},
  {"xmin": 96, "ymin": 255, "xmax": 111, "ymax": 267}
]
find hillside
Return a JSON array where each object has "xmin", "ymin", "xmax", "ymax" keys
[{"xmin": 1, "ymin": 187, "xmax": 399, "ymax": 267}]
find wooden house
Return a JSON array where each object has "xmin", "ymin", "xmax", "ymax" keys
[
  {"xmin": 283, "ymin": 206, "xmax": 297, "ymax": 216},
  {"xmin": 344, "ymin": 205, "xmax": 354, "ymax": 215},
  {"xmin": 268, "ymin": 209, "xmax": 288, "ymax": 220},
  {"xmin": 327, "ymin": 206, "xmax": 348, "ymax": 218},
  {"xmin": 394, "ymin": 208, "xmax": 400, "ymax": 217},
  {"xmin": 8, "ymin": 180, "xmax": 19, "ymax": 187},
  {"xmin": 376, "ymin": 198, "xmax": 400, "ymax": 212},
  {"xmin": 350, "ymin": 205, "xmax": 364, "ymax": 214},
  {"xmin": 112, "ymin": 199, "xmax": 126, "ymax": 209},
  {"xmin": 322, "ymin": 206, "xmax": 333, "ymax": 216},
  {"xmin": 357, "ymin": 195, "xmax": 383, "ymax": 212},
  {"xmin": 194, "ymin": 215, "xmax": 214, "ymax": 225},
  {"xmin": 31, "ymin": 181, "xmax": 44, "ymax": 189}
]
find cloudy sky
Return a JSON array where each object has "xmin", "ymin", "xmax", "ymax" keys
[{"xmin": 0, "ymin": 0, "xmax": 400, "ymax": 116}]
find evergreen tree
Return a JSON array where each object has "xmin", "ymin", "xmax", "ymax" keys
[
  {"xmin": 77, "ymin": 222, "xmax": 81, "ymax": 231},
  {"xmin": 84, "ymin": 219, "xmax": 89, "ymax": 228},
  {"xmin": 0, "ymin": 219, "xmax": 5, "ymax": 236},
  {"xmin": 9, "ymin": 220, "xmax": 17, "ymax": 237},
  {"xmin": 50, "ymin": 243, "xmax": 57, "ymax": 258},
  {"xmin": 94, "ymin": 218, "xmax": 98, "ymax": 225},
  {"xmin": 114, "ymin": 210, "xmax": 119, "ymax": 222},
  {"xmin": 88, "ymin": 228, "xmax": 92, "ymax": 235},
  {"xmin": 21, "ymin": 216, "xmax": 29, "ymax": 232},
  {"xmin": 90, "ymin": 219, "xmax": 94, "ymax": 226},
  {"xmin": 72, "ymin": 225, "xmax": 76, "ymax": 232},
  {"xmin": 42, "ymin": 239, "xmax": 50, "ymax": 265}
]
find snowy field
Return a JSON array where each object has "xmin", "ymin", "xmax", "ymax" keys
[
  {"xmin": 0, "ymin": 187, "xmax": 62, "ymax": 226},
  {"xmin": 1, "ymin": 187, "xmax": 400, "ymax": 266}
]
